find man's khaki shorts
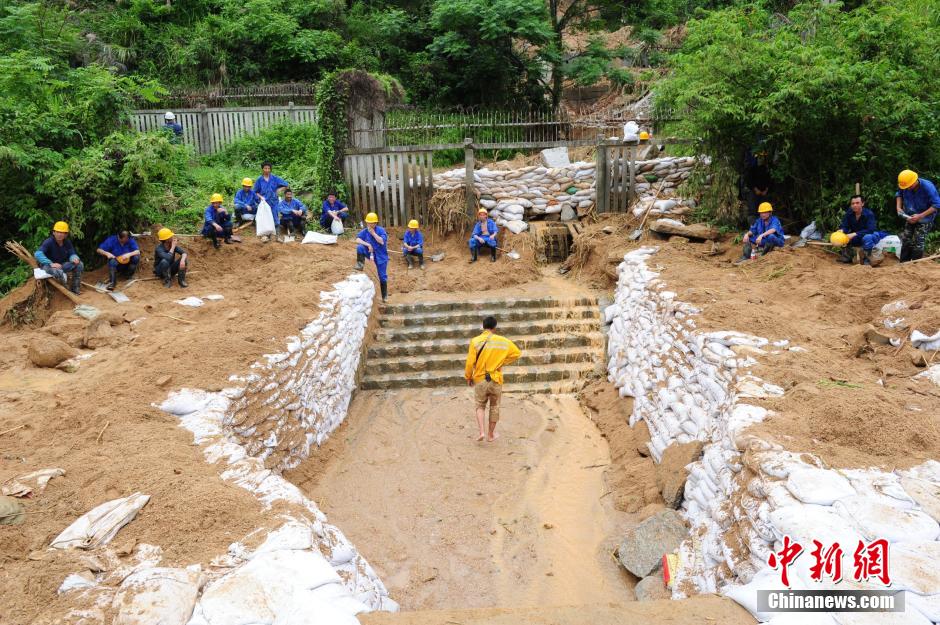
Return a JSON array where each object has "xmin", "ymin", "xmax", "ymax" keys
[{"xmin": 473, "ymin": 379, "xmax": 503, "ymax": 422}]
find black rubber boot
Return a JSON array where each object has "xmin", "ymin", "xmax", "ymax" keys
[
  {"xmin": 356, "ymin": 253, "xmax": 365, "ymax": 270},
  {"xmin": 837, "ymin": 248, "xmax": 853, "ymax": 264},
  {"xmin": 163, "ymin": 275, "xmax": 172, "ymax": 288},
  {"xmin": 177, "ymin": 269, "xmax": 188, "ymax": 288},
  {"xmin": 469, "ymin": 248, "xmax": 478, "ymax": 263},
  {"xmin": 418, "ymin": 253, "xmax": 425, "ymax": 269},
  {"xmin": 380, "ymin": 280, "xmax": 388, "ymax": 302},
  {"xmin": 490, "ymin": 246, "xmax": 497, "ymax": 262},
  {"xmin": 107, "ymin": 266, "xmax": 117, "ymax": 291},
  {"xmin": 405, "ymin": 254, "xmax": 414, "ymax": 269}
]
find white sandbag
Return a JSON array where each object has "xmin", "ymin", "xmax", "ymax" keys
[
  {"xmin": 2, "ymin": 467, "xmax": 65, "ymax": 498},
  {"xmin": 833, "ymin": 495, "xmax": 940, "ymax": 542},
  {"xmin": 890, "ymin": 542, "xmax": 940, "ymax": 595},
  {"xmin": 51, "ymin": 492, "xmax": 150, "ymax": 549},
  {"xmin": 256, "ymin": 198, "xmax": 276, "ymax": 236},
  {"xmin": 330, "ymin": 218, "xmax": 345, "ymax": 235},
  {"xmin": 724, "ymin": 566, "xmax": 802, "ymax": 622},
  {"xmin": 874, "ymin": 235, "xmax": 902, "ymax": 255},
  {"xmin": 834, "ymin": 608, "xmax": 932, "ymax": 625},
  {"xmin": 786, "ymin": 467, "xmax": 856, "ymax": 505},
  {"xmin": 505, "ymin": 220, "xmax": 528, "ymax": 234},
  {"xmin": 769, "ymin": 504, "xmax": 865, "ymax": 547},
  {"xmin": 33, "ymin": 267, "xmax": 52, "ymax": 279},
  {"xmin": 906, "ymin": 592, "xmax": 940, "ymax": 622},
  {"xmin": 913, "ymin": 365, "xmax": 940, "ymax": 389},
  {"xmin": 911, "ymin": 329, "xmax": 940, "ymax": 352},
  {"xmin": 900, "ymin": 477, "xmax": 940, "ymax": 523},
  {"xmin": 112, "ymin": 567, "xmax": 204, "ymax": 625},
  {"xmin": 176, "ymin": 297, "xmax": 204, "ymax": 308},
  {"xmin": 302, "ymin": 231, "xmax": 338, "ymax": 245}
]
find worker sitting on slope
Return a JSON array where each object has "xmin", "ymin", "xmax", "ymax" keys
[
  {"xmin": 96, "ymin": 230, "xmax": 141, "ymax": 290},
  {"xmin": 234, "ymin": 178, "xmax": 258, "ymax": 223},
  {"xmin": 35, "ymin": 221, "xmax": 83, "ymax": 295},
  {"xmin": 356, "ymin": 212, "xmax": 390, "ymax": 302},
  {"xmin": 833, "ymin": 195, "xmax": 887, "ymax": 265},
  {"xmin": 737, "ymin": 202, "xmax": 785, "ymax": 263},
  {"xmin": 464, "ymin": 316, "xmax": 521, "ymax": 443},
  {"xmin": 469, "ymin": 208, "xmax": 498, "ymax": 263},
  {"xmin": 896, "ymin": 169, "xmax": 939, "ymax": 262},
  {"xmin": 202, "ymin": 193, "xmax": 234, "ymax": 249},
  {"xmin": 402, "ymin": 219, "xmax": 425, "ymax": 270},
  {"xmin": 276, "ymin": 188, "xmax": 307, "ymax": 239},
  {"xmin": 154, "ymin": 228, "xmax": 188, "ymax": 288},
  {"xmin": 319, "ymin": 191, "xmax": 349, "ymax": 231}
]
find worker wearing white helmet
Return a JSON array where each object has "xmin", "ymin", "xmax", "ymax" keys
[{"xmin": 163, "ymin": 112, "xmax": 183, "ymax": 143}]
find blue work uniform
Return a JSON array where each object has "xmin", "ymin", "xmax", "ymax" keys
[
  {"xmin": 839, "ymin": 207, "xmax": 886, "ymax": 251},
  {"xmin": 234, "ymin": 189, "xmax": 258, "ymax": 219},
  {"xmin": 201, "ymin": 205, "xmax": 233, "ymax": 240},
  {"xmin": 469, "ymin": 219, "xmax": 498, "ymax": 249},
  {"xmin": 748, "ymin": 215, "xmax": 785, "ymax": 247},
  {"xmin": 897, "ymin": 178, "xmax": 940, "ymax": 224},
  {"xmin": 35, "ymin": 236, "xmax": 83, "ymax": 292},
  {"xmin": 320, "ymin": 199, "xmax": 349, "ymax": 228},
  {"xmin": 163, "ymin": 122, "xmax": 183, "ymax": 143},
  {"xmin": 276, "ymin": 198, "xmax": 308, "ymax": 230},
  {"xmin": 357, "ymin": 226, "xmax": 389, "ymax": 282},
  {"xmin": 403, "ymin": 230, "xmax": 424, "ymax": 255},
  {"xmin": 98, "ymin": 234, "xmax": 140, "ymax": 277},
  {"xmin": 253, "ymin": 173, "xmax": 289, "ymax": 225}
]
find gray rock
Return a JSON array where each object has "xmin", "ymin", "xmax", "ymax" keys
[
  {"xmin": 634, "ymin": 574, "xmax": 671, "ymax": 601},
  {"xmin": 540, "ymin": 147, "xmax": 570, "ymax": 168},
  {"xmin": 560, "ymin": 205, "xmax": 577, "ymax": 222},
  {"xmin": 617, "ymin": 510, "xmax": 688, "ymax": 577}
]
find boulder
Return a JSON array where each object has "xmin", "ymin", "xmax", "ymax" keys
[
  {"xmin": 617, "ymin": 509, "xmax": 688, "ymax": 578},
  {"xmin": 83, "ymin": 317, "xmax": 115, "ymax": 349},
  {"xmin": 28, "ymin": 337, "xmax": 78, "ymax": 368},
  {"xmin": 649, "ymin": 219, "xmax": 719, "ymax": 241},
  {"xmin": 0, "ymin": 495, "xmax": 25, "ymax": 525},
  {"xmin": 634, "ymin": 574, "xmax": 671, "ymax": 601},
  {"xmin": 656, "ymin": 441, "xmax": 704, "ymax": 509},
  {"xmin": 560, "ymin": 205, "xmax": 578, "ymax": 222},
  {"xmin": 540, "ymin": 147, "xmax": 570, "ymax": 168}
]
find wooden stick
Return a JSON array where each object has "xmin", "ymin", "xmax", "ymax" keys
[
  {"xmin": 0, "ymin": 424, "xmax": 26, "ymax": 436},
  {"xmin": 122, "ymin": 272, "xmax": 200, "ymax": 290},
  {"xmin": 909, "ymin": 253, "xmax": 940, "ymax": 265},
  {"xmin": 156, "ymin": 313, "xmax": 196, "ymax": 324},
  {"xmin": 95, "ymin": 421, "xmax": 110, "ymax": 444},
  {"xmin": 5, "ymin": 241, "xmax": 81, "ymax": 304}
]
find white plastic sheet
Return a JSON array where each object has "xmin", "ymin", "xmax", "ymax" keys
[{"xmin": 51, "ymin": 492, "xmax": 150, "ymax": 549}]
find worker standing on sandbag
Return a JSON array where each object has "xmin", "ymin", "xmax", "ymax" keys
[
  {"xmin": 35, "ymin": 221, "xmax": 83, "ymax": 295},
  {"xmin": 736, "ymin": 202, "xmax": 785, "ymax": 264},
  {"xmin": 464, "ymin": 316, "xmax": 521, "ymax": 442},
  {"xmin": 896, "ymin": 170, "xmax": 939, "ymax": 262},
  {"xmin": 834, "ymin": 195, "xmax": 887, "ymax": 265},
  {"xmin": 356, "ymin": 212, "xmax": 390, "ymax": 302},
  {"xmin": 276, "ymin": 188, "xmax": 307, "ymax": 239},
  {"xmin": 252, "ymin": 161, "xmax": 289, "ymax": 230},
  {"xmin": 96, "ymin": 230, "xmax": 140, "ymax": 291},
  {"xmin": 154, "ymin": 228, "xmax": 188, "ymax": 288},
  {"xmin": 319, "ymin": 191, "xmax": 350, "ymax": 231},
  {"xmin": 202, "ymin": 193, "xmax": 234, "ymax": 249},
  {"xmin": 402, "ymin": 219, "xmax": 425, "ymax": 270},
  {"xmin": 469, "ymin": 208, "xmax": 498, "ymax": 263},
  {"xmin": 234, "ymin": 178, "xmax": 258, "ymax": 223}
]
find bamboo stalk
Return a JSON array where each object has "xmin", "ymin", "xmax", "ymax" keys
[{"xmin": 4, "ymin": 241, "xmax": 81, "ymax": 304}]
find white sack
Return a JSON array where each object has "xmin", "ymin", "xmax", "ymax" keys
[
  {"xmin": 911, "ymin": 329, "xmax": 940, "ymax": 352},
  {"xmin": 330, "ymin": 218, "xmax": 345, "ymax": 235},
  {"xmin": 505, "ymin": 220, "xmax": 528, "ymax": 234},
  {"xmin": 786, "ymin": 468, "xmax": 856, "ymax": 505},
  {"xmin": 176, "ymin": 297, "xmax": 204, "ymax": 308},
  {"xmin": 2, "ymin": 467, "xmax": 65, "ymax": 498},
  {"xmin": 834, "ymin": 495, "xmax": 939, "ymax": 542},
  {"xmin": 51, "ymin": 492, "xmax": 150, "ymax": 549},
  {"xmin": 256, "ymin": 198, "xmax": 276, "ymax": 236},
  {"xmin": 112, "ymin": 567, "xmax": 204, "ymax": 625},
  {"xmin": 302, "ymin": 231, "xmax": 338, "ymax": 245}
]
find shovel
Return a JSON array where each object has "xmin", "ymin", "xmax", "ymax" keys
[
  {"xmin": 89, "ymin": 281, "xmax": 131, "ymax": 303},
  {"xmin": 497, "ymin": 246, "xmax": 521, "ymax": 260}
]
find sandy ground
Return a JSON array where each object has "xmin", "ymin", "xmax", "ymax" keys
[{"xmin": 289, "ymin": 388, "xmax": 634, "ymax": 610}]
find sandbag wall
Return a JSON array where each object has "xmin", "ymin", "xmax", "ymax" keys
[{"xmin": 606, "ymin": 248, "xmax": 940, "ymax": 624}]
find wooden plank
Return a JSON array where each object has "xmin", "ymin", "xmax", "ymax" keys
[
  {"xmin": 349, "ymin": 156, "xmax": 362, "ymax": 219},
  {"xmin": 595, "ymin": 146, "xmax": 608, "ymax": 214},
  {"xmin": 628, "ymin": 145, "xmax": 637, "ymax": 205},
  {"xmin": 402, "ymin": 153, "xmax": 412, "ymax": 221},
  {"xmin": 396, "ymin": 154, "xmax": 406, "ymax": 224}
]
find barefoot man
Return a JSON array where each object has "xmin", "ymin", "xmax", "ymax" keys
[{"xmin": 464, "ymin": 316, "xmax": 521, "ymax": 442}]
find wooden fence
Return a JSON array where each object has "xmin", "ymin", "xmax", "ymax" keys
[
  {"xmin": 343, "ymin": 152, "xmax": 434, "ymax": 227},
  {"xmin": 595, "ymin": 144, "xmax": 637, "ymax": 214},
  {"xmin": 130, "ymin": 103, "xmax": 317, "ymax": 155}
]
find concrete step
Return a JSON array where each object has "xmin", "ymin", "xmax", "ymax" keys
[
  {"xmin": 368, "ymin": 332, "xmax": 605, "ymax": 359},
  {"xmin": 379, "ymin": 304, "xmax": 600, "ymax": 328},
  {"xmin": 375, "ymin": 318, "xmax": 601, "ymax": 343},
  {"xmin": 360, "ymin": 361, "xmax": 596, "ymax": 391},
  {"xmin": 367, "ymin": 345, "xmax": 599, "ymax": 374},
  {"xmin": 380, "ymin": 296, "xmax": 598, "ymax": 316}
]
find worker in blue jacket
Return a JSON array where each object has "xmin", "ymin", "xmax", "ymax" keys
[
  {"xmin": 35, "ymin": 221, "xmax": 83, "ymax": 294},
  {"xmin": 276, "ymin": 188, "xmax": 307, "ymax": 238},
  {"xmin": 252, "ymin": 162, "xmax": 289, "ymax": 226},
  {"xmin": 837, "ymin": 195, "xmax": 886, "ymax": 265},
  {"xmin": 896, "ymin": 169, "xmax": 939, "ymax": 262},
  {"xmin": 469, "ymin": 208, "xmax": 498, "ymax": 263},
  {"xmin": 320, "ymin": 192, "xmax": 349, "ymax": 230},
  {"xmin": 403, "ymin": 219, "xmax": 425, "ymax": 269},
  {"xmin": 234, "ymin": 177, "xmax": 258, "ymax": 223},
  {"xmin": 737, "ymin": 202, "xmax": 785, "ymax": 263},
  {"xmin": 96, "ymin": 230, "xmax": 141, "ymax": 290},
  {"xmin": 356, "ymin": 212, "xmax": 390, "ymax": 302},
  {"xmin": 201, "ymin": 193, "xmax": 234, "ymax": 248}
]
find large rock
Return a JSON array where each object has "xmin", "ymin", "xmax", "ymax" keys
[
  {"xmin": 83, "ymin": 317, "xmax": 115, "ymax": 349},
  {"xmin": 540, "ymin": 147, "xmax": 570, "ymax": 168},
  {"xmin": 634, "ymin": 573, "xmax": 671, "ymax": 601},
  {"xmin": 649, "ymin": 219, "xmax": 719, "ymax": 241},
  {"xmin": 28, "ymin": 337, "xmax": 77, "ymax": 368},
  {"xmin": 656, "ymin": 441, "xmax": 704, "ymax": 509},
  {"xmin": 560, "ymin": 205, "xmax": 577, "ymax": 222},
  {"xmin": 617, "ymin": 510, "xmax": 688, "ymax": 578}
]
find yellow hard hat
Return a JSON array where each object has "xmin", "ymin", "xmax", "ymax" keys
[
  {"xmin": 830, "ymin": 230, "xmax": 849, "ymax": 246},
  {"xmin": 898, "ymin": 169, "xmax": 918, "ymax": 190},
  {"xmin": 241, "ymin": 178, "xmax": 253, "ymax": 187},
  {"xmin": 365, "ymin": 212, "xmax": 379, "ymax": 224},
  {"xmin": 210, "ymin": 193, "xmax": 224, "ymax": 203},
  {"xmin": 757, "ymin": 202, "xmax": 773, "ymax": 213},
  {"xmin": 639, "ymin": 131, "xmax": 650, "ymax": 141},
  {"xmin": 478, "ymin": 208, "xmax": 488, "ymax": 215},
  {"xmin": 117, "ymin": 255, "xmax": 130, "ymax": 265},
  {"xmin": 158, "ymin": 227, "xmax": 174, "ymax": 241},
  {"xmin": 408, "ymin": 219, "xmax": 419, "ymax": 229},
  {"xmin": 53, "ymin": 221, "xmax": 69, "ymax": 233}
]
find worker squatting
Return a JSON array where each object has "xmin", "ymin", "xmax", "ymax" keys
[{"xmin": 736, "ymin": 169, "xmax": 938, "ymax": 265}]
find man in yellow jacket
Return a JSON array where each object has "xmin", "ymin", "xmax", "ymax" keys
[{"xmin": 464, "ymin": 316, "xmax": 521, "ymax": 442}]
